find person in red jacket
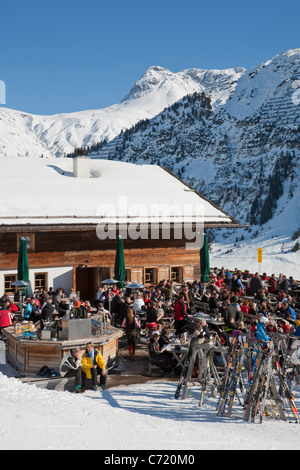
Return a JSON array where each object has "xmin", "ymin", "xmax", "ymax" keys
[
  {"xmin": 266, "ymin": 317, "xmax": 278, "ymax": 334},
  {"xmin": 215, "ymin": 276, "xmax": 224, "ymax": 289},
  {"xmin": 174, "ymin": 294, "xmax": 188, "ymax": 335},
  {"xmin": 241, "ymin": 300, "xmax": 250, "ymax": 315},
  {"xmin": 0, "ymin": 308, "xmax": 14, "ymax": 339},
  {"xmin": 268, "ymin": 274, "xmax": 277, "ymax": 293},
  {"xmin": 2, "ymin": 298, "xmax": 18, "ymax": 313},
  {"xmin": 277, "ymin": 319, "xmax": 290, "ymax": 335}
]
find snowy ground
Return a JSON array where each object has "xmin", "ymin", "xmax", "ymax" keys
[
  {"xmin": 211, "ymin": 228, "xmax": 300, "ymax": 280},
  {"xmin": 0, "ymin": 350, "xmax": 300, "ymax": 451}
]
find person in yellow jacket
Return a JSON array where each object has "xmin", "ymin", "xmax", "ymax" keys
[{"xmin": 81, "ymin": 342, "xmax": 107, "ymax": 391}]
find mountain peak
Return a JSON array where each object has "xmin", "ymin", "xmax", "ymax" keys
[
  {"xmin": 122, "ymin": 66, "xmax": 175, "ymax": 102},
  {"xmin": 121, "ymin": 64, "xmax": 246, "ymax": 104},
  {"xmin": 147, "ymin": 65, "xmax": 169, "ymax": 72}
]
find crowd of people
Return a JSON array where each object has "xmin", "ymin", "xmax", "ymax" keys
[
  {"xmin": 93, "ymin": 269, "xmax": 300, "ymax": 372},
  {"xmin": 95, "ymin": 269, "xmax": 299, "ymax": 328},
  {"xmin": 0, "ymin": 286, "xmax": 93, "ymax": 338},
  {"xmin": 0, "ymin": 267, "xmax": 299, "ymax": 389}
]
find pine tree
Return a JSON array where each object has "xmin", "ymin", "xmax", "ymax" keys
[{"xmin": 293, "ymin": 241, "xmax": 300, "ymax": 252}]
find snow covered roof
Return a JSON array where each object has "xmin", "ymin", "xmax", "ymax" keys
[{"xmin": 0, "ymin": 157, "xmax": 238, "ymax": 229}]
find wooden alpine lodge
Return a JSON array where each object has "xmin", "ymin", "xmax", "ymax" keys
[{"xmin": 0, "ymin": 155, "xmax": 239, "ymax": 300}]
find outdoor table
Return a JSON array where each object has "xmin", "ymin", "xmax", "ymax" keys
[
  {"xmin": 205, "ymin": 317, "xmax": 225, "ymax": 327},
  {"xmin": 161, "ymin": 342, "xmax": 188, "ymax": 368},
  {"xmin": 272, "ymin": 315, "xmax": 290, "ymax": 321},
  {"xmin": 185, "ymin": 314, "xmax": 225, "ymax": 336},
  {"xmin": 136, "ymin": 311, "xmax": 146, "ymax": 319},
  {"xmin": 187, "ymin": 314, "xmax": 225, "ymax": 325},
  {"xmin": 241, "ymin": 296, "xmax": 255, "ymax": 301},
  {"xmin": 161, "ymin": 315, "xmax": 175, "ymax": 329},
  {"xmin": 13, "ymin": 312, "xmax": 22, "ymax": 319}
]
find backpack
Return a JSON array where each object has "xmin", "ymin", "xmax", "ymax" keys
[{"xmin": 38, "ymin": 365, "xmax": 58, "ymax": 377}]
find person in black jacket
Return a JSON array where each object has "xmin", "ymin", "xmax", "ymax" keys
[
  {"xmin": 197, "ymin": 318, "xmax": 211, "ymax": 340},
  {"xmin": 53, "ymin": 288, "xmax": 63, "ymax": 309},
  {"xmin": 279, "ymin": 275, "xmax": 289, "ymax": 295},
  {"xmin": 221, "ymin": 300, "xmax": 240, "ymax": 330},
  {"xmin": 146, "ymin": 300, "xmax": 163, "ymax": 337},
  {"xmin": 249, "ymin": 273, "xmax": 263, "ymax": 295},
  {"xmin": 209, "ymin": 292, "xmax": 220, "ymax": 316},
  {"xmin": 148, "ymin": 333, "xmax": 175, "ymax": 373},
  {"xmin": 53, "ymin": 288, "xmax": 69, "ymax": 317},
  {"xmin": 158, "ymin": 328, "xmax": 172, "ymax": 349},
  {"xmin": 59, "ymin": 348, "xmax": 83, "ymax": 393},
  {"xmin": 119, "ymin": 296, "xmax": 132, "ymax": 323},
  {"xmin": 111, "ymin": 291, "xmax": 124, "ymax": 324},
  {"xmin": 41, "ymin": 298, "xmax": 55, "ymax": 323},
  {"xmin": 122, "ymin": 308, "xmax": 141, "ymax": 360}
]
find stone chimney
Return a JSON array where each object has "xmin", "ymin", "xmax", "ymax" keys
[{"xmin": 73, "ymin": 148, "xmax": 90, "ymax": 178}]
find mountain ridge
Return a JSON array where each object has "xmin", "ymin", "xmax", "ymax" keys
[
  {"xmin": 0, "ymin": 62, "xmax": 245, "ymax": 158},
  {"xmin": 91, "ymin": 49, "xmax": 300, "ymax": 261}
]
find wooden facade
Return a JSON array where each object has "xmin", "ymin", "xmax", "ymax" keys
[{"xmin": 0, "ymin": 225, "xmax": 201, "ymax": 299}]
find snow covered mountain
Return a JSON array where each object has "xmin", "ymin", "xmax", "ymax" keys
[
  {"xmin": 92, "ymin": 49, "xmax": 300, "ymax": 275},
  {"xmin": 0, "ymin": 65, "xmax": 243, "ymax": 158}
]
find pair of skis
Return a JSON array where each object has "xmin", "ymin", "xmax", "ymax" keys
[
  {"xmin": 226, "ymin": 340, "xmax": 249, "ymax": 417},
  {"xmin": 244, "ymin": 340, "xmax": 295, "ymax": 423},
  {"xmin": 175, "ymin": 337, "xmax": 195, "ymax": 400},
  {"xmin": 175, "ymin": 358, "xmax": 190, "ymax": 399},
  {"xmin": 199, "ymin": 337, "xmax": 217, "ymax": 407},
  {"xmin": 244, "ymin": 342, "xmax": 274, "ymax": 422},
  {"xmin": 274, "ymin": 359, "xmax": 300, "ymax": 423},
  {"xmin": 216, "ymin": 336, "xmax": 249, "ymax": 417},
  {"xmin": 252, "ymin": 343, "xmax": 275, "ymax": 423}
]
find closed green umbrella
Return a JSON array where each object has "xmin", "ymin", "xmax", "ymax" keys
[
  {"xmin": 18, "ymin": 237, "xmax": 29, "ymax": 295},
  {"xmin": 114, "ymin": 235, "xmax": 126, "ymax": 289},
  {"xmin": 200, "ymin": 233, "xmax": 210, "ymax": 283}
]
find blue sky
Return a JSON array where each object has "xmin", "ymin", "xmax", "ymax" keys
[{"xmin": 1, "ymin": 0, "xmax": 299, "ymax": 115}]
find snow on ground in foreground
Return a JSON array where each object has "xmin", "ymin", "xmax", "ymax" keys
[{"xmin": 0, "ymin": 371, "xmax": 300, "ymax": 450}]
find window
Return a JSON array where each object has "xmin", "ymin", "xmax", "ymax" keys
[
  {"xmin": 4, "ymin": 274, "xmax": 17, "ymax": 294},
  {"xmin": 17, "ymin": 234, "xmax": 35, "ymax": 251},
  {"xmin": 170, "ymin": 267, "xmax": 183, "ymax": 283},
  {"xmin": 34, "ymin": 273, "xmax": 48, "ymax": 291},
  {"xmin": 144, "ymin": 268, "xmax": 157, "ymax": 285},
  {"xmin": 98, "ymin": 267, "xmax": 111, "ymax": 283},
  {"xmin": 194, "ymin": 264, "xmax": 200, "ymax": 281},
  {"xmin": 130, "ymin": 268, "xmax": 143, "ymax": 284}
]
